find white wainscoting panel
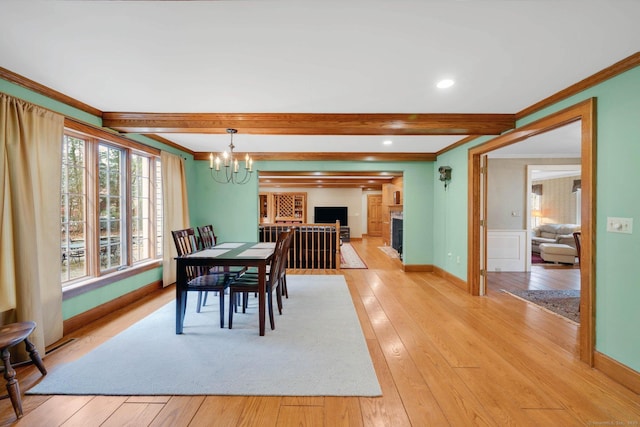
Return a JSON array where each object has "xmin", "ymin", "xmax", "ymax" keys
[{"xmin": 487, "ymin": 230, "xmax": 526, "ymax": 272}]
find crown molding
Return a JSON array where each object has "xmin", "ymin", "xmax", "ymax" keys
[
  {"xmin": 0, "ymin": 66, "xmax": 102, "ymax": 117},
  {"xmin": 516, "ymin": 51, "xmax": 640, "ymax": 120}
]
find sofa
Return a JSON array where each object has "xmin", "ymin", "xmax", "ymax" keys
[
  {"xmin": 532, "ymin": 223, "xmax": 580, "ymax": 264},
  {"xmin": 531, "ymin": 223, "xmax": 580, "ymax": 254}
]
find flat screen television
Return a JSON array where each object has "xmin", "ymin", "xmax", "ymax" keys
[{"xmin": 314, "ymin": 206, "xmax": 348, "ymax": 227}]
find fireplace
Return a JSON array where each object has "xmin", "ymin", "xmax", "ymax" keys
[{"xmin": 391, "ymin": 218, "xmax": 403, "ymax": 259}]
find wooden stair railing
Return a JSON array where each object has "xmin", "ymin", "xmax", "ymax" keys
[{"xmin": 258, "ymin": 221, "xmax": 340, "ymax": 270}]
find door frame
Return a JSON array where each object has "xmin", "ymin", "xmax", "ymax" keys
[{"xmin": 467, "ymin": 98, "xmax": 596, "ymax": 365}]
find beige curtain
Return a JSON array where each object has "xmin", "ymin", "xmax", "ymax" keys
[
  {"xmin": 0, "ymin": 93, "xmax": 64, "ymax": 358},
  {"xmin": 161, "ymin": 151, "xmax": 190, "ymax": 287}
]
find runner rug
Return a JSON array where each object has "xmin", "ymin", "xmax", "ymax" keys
[
  {"xmin": 29, "ymin": 275, "xmax": 381, "ymax": 396},
  {"xmin": 378, "ymin": 246, "xmax": 399, "ymax": 259},
  {"xmin": 340, "ymin": 243, "xmax": 367, "ymax": 269}
]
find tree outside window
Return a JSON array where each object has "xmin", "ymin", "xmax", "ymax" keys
[{"xmin": 61, "ymin": 135, "xmax": 87, "ymax": 282}]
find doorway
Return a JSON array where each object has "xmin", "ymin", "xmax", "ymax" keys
[
  {"xmin": 527, "ymin": 164, "xmax": 581, "ymax": 270},
  {"xmin": 468, "ymin": 99, "xmax": 595, "ymax": 365}
]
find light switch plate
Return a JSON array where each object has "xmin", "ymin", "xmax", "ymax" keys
[{"xmin": 606, "ymin": 217, "xmax": 633, "ymax": 234}]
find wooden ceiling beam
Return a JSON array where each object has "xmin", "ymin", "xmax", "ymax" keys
[
  {"xmin": 259, "ymin": 181, "xmax": 383, "ymax": 190},
  {"xmin": 103, "ymin": 112, "xmax": 515, "ymax": 136},
  {"xmin": 258, "ymin": 170, "xmax": 396, "ymax": 189},
  {"xmin": 258, "ymin": 171, "xmax": 402, "ymax": 178},
  {"xmin": 193, "ymin": 151, "xmax": 436, "ymax": 161},
  {"xmin": 260, "ymin": 178, "xmax": 392, "ymax": 185}
]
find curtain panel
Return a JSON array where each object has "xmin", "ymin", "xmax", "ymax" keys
[
  {"xmin": 0, "ymin": 93, "xmax": 64, "ymax": 358},
  {"xmin": 161, "ymin": 151, "xmax": 190, "ymax": 287}
]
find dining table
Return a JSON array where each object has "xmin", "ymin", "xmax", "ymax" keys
[{"xmin": 174, "ymin": 241, "xmax": 276, "ymax": 336}]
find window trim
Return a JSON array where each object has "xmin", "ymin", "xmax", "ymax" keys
[
  {"xmin": 62, "ymin": 259, "xmax": 162, "ymax": 300},
  {"xmin": 65, "ymin": 118, "xmax": 160, "ymax": 156},
  {"xmin": 62, "ymin": 118, "xmax": 163, "ymax": 294}
]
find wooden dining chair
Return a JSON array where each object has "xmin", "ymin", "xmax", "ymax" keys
[
  {"xmin": 196, "ymin": 224, "xmax": 247, "ymax": 308},
  {"xmin": 227, "ymin": 231, "xmax": 289, "ymax": 330},
  {"xmin": 279, "ymin": 228, "xmax": 294, "ymax": 298},
  {"xmin": 172, "ymin": 228, "xmax": 238, "ymax": 326},
  {"xmin": 196, "ymin": 224, "xmax": 218, "ymax": 249},
  {"xmin": 242, "ymin": 228, "xmax": 293, "ymax": 299}
]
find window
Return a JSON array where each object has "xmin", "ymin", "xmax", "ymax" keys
[
  {"xmin": 99, "ymin": 144, "xmax": 125, "ymax": 272},
  {"xmin": 530, "ymin": 183, "xmax": 542, "ymax": 228},
  {"xmin": 61, "ymin": 134, "xmax": 87, "ymax": 282},
  {"xmin": 155, "ymin": 159, "xmax": 163, "ymax": 257},
  {"xmin": 131, "ymin": 153, "xmax": 149, "ymax": 262},
  {"xmin": 61, "ymin": 124, "xmax": 163, "ymax": 288}
]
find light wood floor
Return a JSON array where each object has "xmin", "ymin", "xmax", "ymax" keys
[{"xmin": 2, "ymin": 238, "xmax": 639, "ymax": 426}]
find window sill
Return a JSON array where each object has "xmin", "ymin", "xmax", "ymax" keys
[{"xmin": 62, "ymin": 259, "xmax": 162, "ymax": 300}]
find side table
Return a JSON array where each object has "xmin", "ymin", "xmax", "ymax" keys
[{"xmin": 1, "ymin": 321, "xmax": 47, "ymax": 419}]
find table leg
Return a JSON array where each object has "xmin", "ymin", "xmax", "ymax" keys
[
  {"xmin": 258, "ymin": 263, "xmax": 266, "ymax": 336},
  {"xmin": 176, "ymin": 289, "xmax": 182, "ymax": 334},
  {"xmin": 176, "ymin": 260, "xmax": 189, "ymax": 334}
]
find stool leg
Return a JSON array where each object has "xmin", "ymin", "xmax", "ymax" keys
[
  {"xmin": 24, "ymin": 338, "xmax": 47, "ymax": 376},
  {"xmin": 2, "ymin": 348, "xmax": 23, "ymax": 419}
]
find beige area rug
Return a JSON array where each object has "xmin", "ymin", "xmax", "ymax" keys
[
  {"xmin": 502, "ymin": 289, "xmax": 580, "ymax": 324},
  {"xmin": 378, "ymin": 246, "xmax": 399, "ymax": 259},
  {"xmin": 29, "ymin": 275, "xmax": 381, "ymax": 396},
  {"xmin": 340, "ymin": 243, "xmax": 367, "ymax": 269}
]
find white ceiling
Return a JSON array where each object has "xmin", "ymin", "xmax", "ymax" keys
[
  {"xmin": 488, "ymin": 121, "xmax": 582, "ymax": 159},
  {"xmin": 2, "ymin": 1, "xmax": 639, "ymax": 154}
]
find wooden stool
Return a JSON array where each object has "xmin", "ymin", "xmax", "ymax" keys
[{"xmin": 1, "ymin": 321, "xmax": 47, "ymax": 419}]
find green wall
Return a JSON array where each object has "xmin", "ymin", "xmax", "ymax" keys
[
  {"xmin": 62, "ymin": 269, "xmax": 163, "ymax": 319},
  {"xmin": 187, "ymin": 160, "xmax": 434, "ymax": 266},
  {"xmin": 434, "ymin": 138, "xmax": 485, "ymax": 280},
  {"xmin": 432, "ymin": 66, "xmax": 640, "ymax": 371}
]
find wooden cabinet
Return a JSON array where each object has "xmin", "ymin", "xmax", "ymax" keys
[
  {"xmin": 274, "ymin": 192, "xmax": 306, "ymax": 222},
  {"xmin": 259, "ymin": 193, "xmax": 273, "ymax": 223},
  {"xmin": 259, "ymin": 192, "xmax": 307, "ymax": 223}
]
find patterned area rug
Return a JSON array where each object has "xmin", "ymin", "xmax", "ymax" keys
[
  {"xmin": 340, "ymin": 243, "xmax": 367, "ymax": 269},
  {"xmin": 502, "ymin": 289, "xmax": 580, "ymax": 324},
  {"xmin": 532, "ymin": 253, "xmax": 546, "ymax": 264}
]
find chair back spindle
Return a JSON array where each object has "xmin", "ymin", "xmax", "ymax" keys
[
  {"xmin": 197, "ymin": 224, "xmax": 218, "ymax": 249},
  {"xmin": 172, "ymin": 228, "xmax": 205, "ymax": 280}
]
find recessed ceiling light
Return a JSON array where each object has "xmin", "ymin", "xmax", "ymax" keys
[
  {"xmin": 383, "ymin": 140, "xmax": 393, "ymax": 145},
  {"xmin": 436, "ymin": 79, "xmax": 455, "ymax": 89}
]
